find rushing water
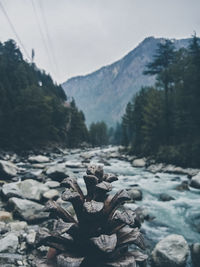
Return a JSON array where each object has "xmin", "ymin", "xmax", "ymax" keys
[{"xmin": 59, "ymin": 146, "xmax": 200, "ymax": 249}]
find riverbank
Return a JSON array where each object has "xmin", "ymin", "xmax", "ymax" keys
[{"xmin": 0, "ymin": 146, "xmax": 200, "ymax": 266}]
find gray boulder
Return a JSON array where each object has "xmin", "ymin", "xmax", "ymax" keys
[
  {"xmin": 9, "ymin": 197, "xmax": 49, "ymax": 222},
  {"xmin": 175, "ymin": 181, "xmax": 190, "ymax": 191},
  {"xmin": 45, "ymin": 163, "xmax": 75, "ymax": 181},
  {"xmin": 159, "ymin": 193, "xmax": 175, "ymax": 202},
  {"xmin": 152, "ymin": 234, "xmax": 189, "ymax": 267},
  {"xmin": 127, "ymin": 188, "xmax": 143, "ymax": 201},
  {"xmin": 191, "ymin": 243, "xmax": 200, "ymax": 267},
  {"xmin": 2, "ymin": 179, "xmax": 49, "ymax": 201},
  {"xmin": 0, "ymin": 160, "xmax": 18, "ymax": 179},
  {"xmin": 190, "ymin": 173, "xmax": 200, "ymax": 189},
  {"xmin": 0, "ymin": 233, "xmax": 18, "ymax": 253},
  {"xmin": 132, "ymin": 158, "xmax": 146, "ymax": 168},
  {"xmin": 28, "ymin": 155, "xmax": 50, "ymax": 163},
  {"xmin": 43, "ymin": 189, "xmax": 59, "ymax": 200}
]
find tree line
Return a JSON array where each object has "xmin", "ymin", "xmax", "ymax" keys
[
  {"xmin": 0, "ymin": 39, "xmax": 111, "ymax": 150},
  {"xmin": 121, "ymin": 35, "xmax": 200, "ymax": 167}
]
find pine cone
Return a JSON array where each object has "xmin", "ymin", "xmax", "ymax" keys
[{"xmin": 36, "ymin": 165, "xmax": 147, "ymax": 267}]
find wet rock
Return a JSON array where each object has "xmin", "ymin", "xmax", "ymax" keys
[
  {"xmin": 43, "ymin": 189, "xmax": 59, "ymax": 200},
  {"xmin": 171, "ymin": 176, "xmax": 181, "ymax": 182},
  {"xmin": 2, "ymin": 179, "xmax": 49, "ymax": 201},
  {"xmin": 147, "ymin": 163, "xmax": 164, "ymax": 173},
  {"xmin": 152, "ymin": 234, "xmax": 189, "ymax": 267},
  {"xmin": 0, "ymin": 253, "xmax": 24, "ymax": 266},
  {"xmin": 127, "ymin": 188, "xmax": 143, "ymax": 201},
  {"xmin": 0, "ymin": 232, "xmax": 19, "ymax": 253},
  {"xmin": 0, "ymin": 221, "xmax": 8, "ymax": 234},
  {"xmin": 9, "ymin": 197, "xmax": 49, "ymax": 222},
  {"xmin": 135, "ymin": 207, "xmax": 154, "ymax": 223},
  {"xmin": 191, "ymin": 243, "xmax": 200, "ymax": 267},
  {"xmin": 0, "ymin": 160, "xmax": 19, "ymax": 179},
  {"xmin": 0, "ymin": 211, "xmax": 13, "ymax": 222},
  {"xmin": 98, "ymin": 158, "xmax": 111, "ymax": 166},
  {"xmin": 8, "ymin": 221, "xmax": 28, "ymax": 232},
  {"xmin": 26, "ymin": 229, "xmax": 36, "ymax": 245},
  {"xmin": 147, "ymin": 163, "xmax": 199, "ymax": 176},
  {"xmin": 45, "ymin": 163, "xmax": 76, "ymax": 181},
  {"xmin": 159, "ymin": 193, "xmax": 175, "ymax": 202},
  {"xmin": 175, "ymin": 181, "xmax": 190, "ymax": 191},
  {"xmin": 28, "ymin": 155, "xmax": 50, "ymax": 163},
  {"xmin": 45, "ymin": 181, "xmax": 60, "ymax": 188},
  {"xmin": 132, "ymin": 158, "xmax": 146, "ymax": 168},
  {"xmin": 190, "ymin": 173, "xmax": 200, "ymax": 189},
  {"xmin": 65, "ymin": 160, "xmax": 84, "ymax": 168}
]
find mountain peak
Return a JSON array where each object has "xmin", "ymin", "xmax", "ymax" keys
[{"xmin": 62, "ymin": 37, "xmax": 190, "ymax": 126}]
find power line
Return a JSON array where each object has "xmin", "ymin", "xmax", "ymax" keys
[
  {"xmin": 30, "ymin": 0, "xmax": 54, "ymax": 73},
  {"xmin": 0, "ymin": 0, "xmax": 31, "ymax": 60},
  {"xmin": 38, "ymin": 0, "xmax": 60, "ymax": 79}
]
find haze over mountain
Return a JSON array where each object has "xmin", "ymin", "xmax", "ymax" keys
[{"xmin": 62, "ymin": 37, "xmax": 190, "ymax": 126}]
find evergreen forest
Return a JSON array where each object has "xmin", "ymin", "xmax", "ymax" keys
[
  {"xmin": 0, "ymin": 40, "xmax": 89, "ymax": 150},
  {"xmin": 121, "ymin": 35, "xmax": 200, "ymax": 167}
]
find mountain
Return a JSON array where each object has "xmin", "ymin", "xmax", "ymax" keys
[{"xmin": 62, "ymin": 36, "xmax": 190, "ymax": 126}]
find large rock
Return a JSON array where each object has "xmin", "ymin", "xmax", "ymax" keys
[
  {"xmin": 152, "ymin": 234, "xmax": 189, "ymax": 267},
  {"xmin": 28, "ymin": 155, "xmax": 50, "ymax": 163},
  {"xmin": 45, "ymin": 163, "xmax": 75, "ymax": 181},
  {"xmin": 127, "ymin": 188, "xmax": 143, "ymax": 201},
  {"xmin": 190, "ymin": 173, "xmax": 200, "ymax": 189},
  {"xmin": 9, "ymin": 197, "xmax": 49, "ymax": 222},
  {"xmin": 2, "ymin": 179, "xmax": 49, "ymax": 201},
  {"xmin": 65, "ymin": 160, "xmax": 84, "ymax": 168},
  {"xmin": 0, "ymin": 211, "xmax": 13, "ymax": 222},
  {"xmin": 147, "ymin": 163, "xmax": 199, "ymax": 176},
  {"xmin": 159, "ymin": 193, "xmax": 175, "ymax": 202},
  {"xmin": 175, "ymin": 181, "xmax": 190, "ymax": 191},
  {"xmin": 0, "ymin": 160, "xmax": 18, "ymax": 179},
  {"xmin": 132, "ymin": 158, "xmax": 146, "ymax": 168},
  {"xmin": 0, "ymin": 233, "xmax": 18, "ymax": 253},
  {"xmin": 8, "ymin": 221, "xmax": 28, "ymax": 232},
  {"xmin": 191, "ymin": 243, "xmax": 200, "ymax": 267}
]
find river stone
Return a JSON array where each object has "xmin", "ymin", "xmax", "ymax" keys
[
  {"xmin": 190, "ymin": 173, "xmax": 200, "ymax": 189},
  {"xmin": 65, "ymin": 160, "xmax": 84, "ymax": 168},
  {"xmin": 8, "ymin": 221, "xmax": 28, "ymax": 232},
  {"xmin": 26, "ymin": 229, "xmax": 36, "ymax": 245},
  {"xmin": 191, "ymin": 243, "xmax": 200, "ymax": 267},
  {"xmin": 0, "ymin": 233, "xmax": 19, "ymax": 253},
  {"xmin": 132, "ymin": 158, "xmax": 146, "ymax": 167},
  {"xmin": 152, "ymin": 234, "xmax": 189, "ymax": 267},
  {"xmin": 45, "ymin": 163, "xmax": 76, "ymax": 181},
  {"xmin": 159, "ymin": 193, "xmax": 175, "ymax": 202},
  {"xmin": 127, "ymin": 188, "xmax": 143, "ymax": 201},
  {"xmin": 2, "ymin": 179, "xmax": 49, "ymax": 201},
  {"xmin": 175, "ymin": 181, "xmax": 190, "ymax": 191},
  {"xmin": 43, "ymin": 189, "xmax": 59, "ymax": 200},
  {"xmin": 0, "ymin": 160, "xmax": 18, "ymax": 179},
  {"xmin": 28, "ymin": 155, "xmax": 50, "ymax": 163},
  {"xmin": 0, "ymin": 221, "xmax": 8, "ymax": 234},
  {"xmin": 45, "ymin": 181, "xmax": 60, "ymax": 188},
  {"xmin": 9, "ymin": 197, "xmax": 49, "ymax": 222},
  {"xmin": 0, "ymin": 211, "xmax": 13, "ymax": 222}
]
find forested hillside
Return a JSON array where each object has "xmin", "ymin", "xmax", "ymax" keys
[
  {"xmin": 0, "ymin": 40, "xmax": 88, "ymax": 150},
  {"xmin": 122, "ymin": 35, "xmax": 200, "ymax": 167},
  {"xmin": 63, "ymin": 37, "xmax": 189, "ymax": 126}
]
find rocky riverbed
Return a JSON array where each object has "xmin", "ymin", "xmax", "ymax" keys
[{"xmin": 0, "ymin": 146, "xmax": 200, "ymax": 267}]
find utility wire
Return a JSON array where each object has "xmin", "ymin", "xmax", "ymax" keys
[
  {"xmin": 0, "ymin": 0, "xmax": 31, "ymax": 60},
  {"xmin": 38, "ymin": 0, "xmax": 60, "ymax": 79},
  {"xmin": 30, "ymin": 0, "xmax": 54, "ymax": 73}
]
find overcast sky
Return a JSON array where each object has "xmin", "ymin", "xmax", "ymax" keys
[{"xmin": 0, "ymin": 0, "xmax": 199, "ymax": 83}]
